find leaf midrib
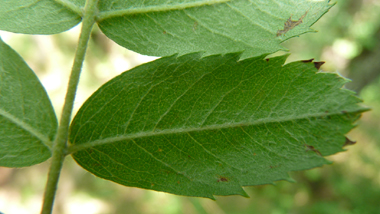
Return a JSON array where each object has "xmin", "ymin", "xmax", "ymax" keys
[
  {"xmin": 68, "ymin": 110, "xmax": 357, "ymax": 154},
  {"xmin": 97, "ymin": 0, "xmax": 232, "ymax": 21},
  {"xmin": 0, "ymin": 108, "xmax": 53, "ymax": 149}
]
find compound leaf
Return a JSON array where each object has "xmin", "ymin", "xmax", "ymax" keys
[
  {"xmin": 0, "ymin": 0, "xmax": 83, "ymax": 34},
  {"xmin": 69, "ymin": 52, "xmax": 365, "ymax": 198},
  {"xmin": 93, "ymin": 0, "xmax": 332, "ymax": 59},
  {"xmin": 0, "ymin": 38, "xmax": 57, "ymax": 167}
]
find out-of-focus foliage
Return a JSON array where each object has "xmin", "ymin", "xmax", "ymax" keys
[{"xmin": 0, "ymin": 0, "xmax": 380, "ymax": 213}]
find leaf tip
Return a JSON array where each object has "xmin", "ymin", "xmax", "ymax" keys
[
  {"xmin": 343, "ymin": 137, "xmax": 356, "ymax": 147},
  {"xmin": 240, "ymin": 190, "xmax": 250, "ymax": 198},
  {"xmin": 285, "ymin": 176, "xmax": 296, "ymax": 183},
  {"xmin": 314, "ymin": 61, "xmax": 325, "ymax": 70}
]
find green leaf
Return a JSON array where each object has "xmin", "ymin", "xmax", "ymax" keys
[
  {"xmin": 94, "ymin": 0, "xmax": 332, "ymax": 59},
  {"xmin": 69, "ymin": 53, "xmax": 366, "ymax": 198},
  {"xmin": 0, "ymin": 0, "xmax": 83, "ymax": 34},
  {"xmin": 0, "ymin": 38, "xmax": 57, "ymax": 167}
]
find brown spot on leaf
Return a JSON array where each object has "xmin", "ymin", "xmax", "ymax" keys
[
  {"xmin": 163, "ymin": 31, "xmax": 167, "ymax": 34},
  {"xmin": 266, "ymin": 58, "xmax": 270, "ymax": 62},
  {"xmin": 305, "ymin": 144, "xmax": 322, "ymax": 156},
  {"xmin": 270, "ymin": 165, "xmax": 280, "ymax": 169},
  {"xmin": 217, "ymin": 176, "xmax": 229, "ymax": 182},
  {"xmin": 313, "ymin": 61, "xmax": 325, "ymax": 70},
  {"xmin": 277, "ymin": 11, "xmax": 308, "ymax": 37},
  {"xmin": 193, "ymin": 21, "xmax": 198, "ymax": 31},
  {"xmin": 253, "ymin": 153, "xmax": 257, "ymax": 156},
  {"xmin": 158, "ymin": 148, "xmax": 162, "ymax": 152},
  {"xmin": 177, "ymin": 181, "xmax": 180, "ymax": 184},
  {"xmin": 162, "ymin": 170, "xmax": 172, "ymax": 174},
  {"xmin": 151, "ymin": 183, "xmax": 154, "ymax": 187},
  {"xmin": 343, "ymin": 137, "xmax": 356, "ymax": 147}
]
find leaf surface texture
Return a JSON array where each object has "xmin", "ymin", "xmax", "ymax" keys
[
  {"xmin": 93, "ymin": 0, "xmax": 332, "ymax": 58},
  {"xmin": 0, "ymin": 0, "xmax": 82, "ymax": 34},
  {"xmin": 69, "ymin": 53, "xmax": 365, "ymax": 198},
  {"xmin": 0, "ymin": 38, "xmax": 57, "ymax": 167}
]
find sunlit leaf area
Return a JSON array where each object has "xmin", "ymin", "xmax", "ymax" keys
[{"xmin": 1, "ymin": 0, "xmax": 380, "ymax": 213}]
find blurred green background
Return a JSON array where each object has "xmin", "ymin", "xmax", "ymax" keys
[{"xmin": 1, "ymin": 0, "xmax": 380, "ymax": 213}]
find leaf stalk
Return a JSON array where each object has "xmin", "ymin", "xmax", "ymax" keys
[{"xmin": 40, "ymin": 0, "xmax": 98, "ymax": 213}]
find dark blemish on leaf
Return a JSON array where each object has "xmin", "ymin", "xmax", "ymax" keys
[
  {"xmin": 305, "ymin": 144, "xmax": 322, "ymax": 156},
  {"xmin": 162, "ymin": 170, "xmax": 171, "ymax": 174},
  {"xmin": 277, "ymin": 11, "xmax": 308, "ymax": 37},
  {"xmin": 163, "ymin": 31, "xmax": 167, "ymax": 34},
  {"xmin": 325, "ymin": 110, "xmax": 329, "ymax": 113},
  {"xmin": 151, "ymin": 183, "xmax": 154, "ymax": 187},
  {"xmin": 193, "ymin": 21, "xmax": 198, "ymax": 31},
  {"xmin": 177, "ymin": 181, "xmax": 180, "ymax": 184},
  {"xmin": 313, "ymin": 61, "xmax": 325, "ymax": 70},
  {"xmin": 341, "ymin": 110, "xmax": 354, "ymax": 119},
  {"xmin": 217, "ymin": 176, "xmax": 229, "ymax": 182},
  {"xmin": 253, "ymin": 153, "xmax": 257, "ymax": 156},
  {"xmin": 158, "ymin": 148, "xmax": 162, "ymax": 152},
  {"xmin": 301, "ymin": 59, "xmax": 314, "ymax": 63},
  {"xmin": 266, "ymin": 58, "xmax": 270, "ymax": 62},
  {"xmin": 343, "ymin": 137, "xmax": 356, "ymax": 147}
]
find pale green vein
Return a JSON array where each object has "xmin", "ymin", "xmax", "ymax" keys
[
  {"xmin": 0, "ymin": 108, "xmax": 53, "ymax": 149},
  {"xmin": 187, "ymin": 132, "xmax": 244, "ymax": 171},
  {"xmin": 53, "ymin": 0, "xmax": 84, "ymax": 16},
  {"xmin": 67, "ymin": 110, "xmax": 360, "ymax": 154},
  {"xmin": 130, "ymin": 138, "xmax": 192, "ymax": 181},
  {"xmin": 97, "ymin": 0, "xmax": 232, "ymax": 21}
]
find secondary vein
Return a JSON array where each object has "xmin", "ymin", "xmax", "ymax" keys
[{"xmin": 0, "ymin": 109, "xmax": 52, "ymax": 149}]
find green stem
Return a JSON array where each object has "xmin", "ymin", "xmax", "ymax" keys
[{"xmin": 40, "ymin": 0, "xmax": 98, "ymax": 213}]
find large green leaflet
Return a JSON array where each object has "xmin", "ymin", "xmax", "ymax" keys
[
  {"xmin": 54, "ymin": 0, "xmax": 333, "ymax": 58},
  {"xmin": 97, "ymin": 0, "xmax": 332, "ymax": 59},
  {"xmin": 0, "ymin": 0, "xmax": 83, "ymax": 34},
  {"xmin": 0, "ymin": 0, "xmax": 332, "ymax": 57},
  {"xmin": 69, "ymin": 53, "xmax": 365, "ymax": 198},
  {"xmin": 0, "ymin": 38, "xmax": 57, "ymax": 167}
]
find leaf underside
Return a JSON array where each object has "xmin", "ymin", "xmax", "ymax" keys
[
  {"xmin": 96, "ymin": 0, "xmax": 333, "ymax": 58},
  {"xmin": 0, "ymin": 38, "xmax": 57, "ymax": 167},
  {"xmin": 69, "ymin": 53, "xmax": 365, "ymax": 198},
  {"xmin": 0, "ymin": 0, "xmax": 332, "ymax": 58},
  {"xmin": 0, "ymin": 0, "xmax": 81, "ymax": 34}
]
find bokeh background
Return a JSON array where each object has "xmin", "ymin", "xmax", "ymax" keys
[{"xmin": 1, "ymin": 0, "xmax": 380, "ymax": 213}]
